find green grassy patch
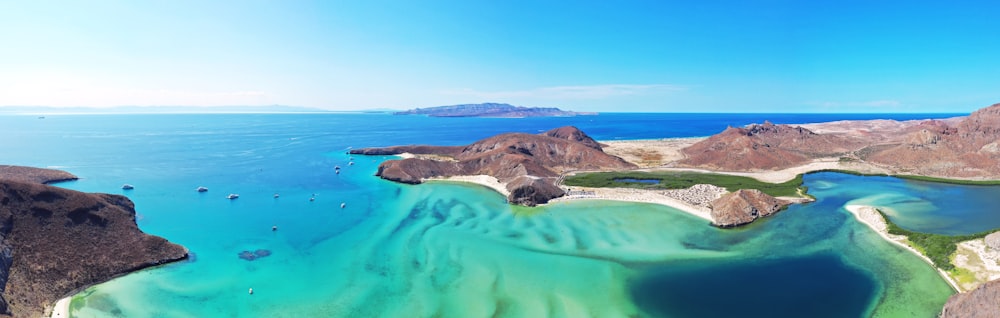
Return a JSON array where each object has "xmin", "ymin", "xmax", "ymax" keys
[
  {"xmin": 895, "ymin": 175, "xmax": 1000, "ymax": 186},
  {"xmin": 563, "ymin": 171, "xmax": 805, "ymax": 197},
  {"xmin": 878, "ymin": 209, "xmax": 994, "ymax": 271}
]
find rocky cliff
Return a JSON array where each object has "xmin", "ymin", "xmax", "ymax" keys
[
  {"xmin": 709, "ymin": 189, "xmax": 788, "ymax": 227},
  {"xmin": 940, "ymin": 278, "xmax": 1000, "ymax": 318},
  {"xmin": 394, "ymin": 103, "xmax": 595, "ymax": 118},
  {"xmin": 352, "ymin": 126, "xmax": 635, "ymax": 206},
  {"xmin": 0, "ymin": 167, "xmax": 187, "ymax": 317}
]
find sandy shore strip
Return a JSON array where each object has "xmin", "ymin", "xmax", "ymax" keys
[
  {"xmin": 49, "ymin": 296, "xmax": 70, "ymax": 318},
  {"xmin": 424, "ymin": 175, "xmax": 511, "ymax": 197},
  {"xmin": 953, "ymin": 239, "xmax": 1000, "ymax": 290},
  {"xmin": 844, "ymin": 204, "xmax": 962, "ymax": 292},
  {"xmin": 548, "ymin": 186, "xmax": 716, "ymax": 222}
]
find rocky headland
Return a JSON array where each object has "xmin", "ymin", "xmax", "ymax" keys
[
  {"xmin": 350, "ymin": 126, "xmax": 635, "ymax": 206},
  {"xmin": 0, "ymin": 166, "xmax": 187, "ymax": 317},
  {"xmin": 393, "ymin": 103, "xmax": 596, "ymax": 118}
]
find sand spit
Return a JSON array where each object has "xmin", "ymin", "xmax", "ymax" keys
[{"xmin": 844, "ymin": 205, "xmax": 962, "ymax": 292}]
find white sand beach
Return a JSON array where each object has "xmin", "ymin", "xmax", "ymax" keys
[
  {"xmin": 424, "ymin": 175, "xmax": 511, "ymax": 197},
  {"xmin": 844, "ymin": 204, "xmax": 962, "ymax": 292},
  {"xmin": 49, "ymin": 296, "xmax": 70, "ymax": 318}
]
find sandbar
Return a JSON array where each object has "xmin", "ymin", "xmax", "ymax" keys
[{"xmin": 844, "ymin": 204, "xmax": 962, "ymax": 292}]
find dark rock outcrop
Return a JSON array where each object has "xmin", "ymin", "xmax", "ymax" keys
[
  {"xmin": 709, "ymin": 189, "xmax": 787, "ymax": 227},
  {"xmin": 352, "ymin": 126, "xmax": 635, "ymax": 206},
  {"xmin": 505, "ymin": 176, "xmax": 565, "ymax": 206},
  {"xmin": 394, "ymin": 103, "xmax": 595, "ymax": 118},
  {"xmin": 940, "ymin": 278, "xmax": 1000, "ymax": 318},
  {"xmin": 0, "ymin": 168, "xmax": 187, "ymax": 317}
]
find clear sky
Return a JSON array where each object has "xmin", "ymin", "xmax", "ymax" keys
[{"xmin": 1, "ymin": 1, "xmax": 998, "ymax": 112}]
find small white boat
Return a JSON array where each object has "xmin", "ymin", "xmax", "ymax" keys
[
  {"xmin": 273, "ymin": 193, "xmax": 280, "ymax": 198},
  {"xmin": 122, "ymin": 184, "xmax": 134, "ymax": 190},
  {"xmin": 249, "ymin": 288, "xmax": 253, "ymax": 295},
  {"xmin": 196, "ymin": 186, "xmax": 208, "ymax": 192},
  {"xmin": 348, "ymin": 161, "xmax": 355, "ymax": 166},
  {"xmin": 309, "ymin": 197, "xmax": 315, "ymax": 201},
  {"xmin": 334, "ymin": 165, "xmax": 341, "ymax": 170},
  {"xmin": 340, "ymin": 202, "xmax": 346, "ymax": 209},
  {"xmin": 227, "ymin": 193, "xmax": 239, "ymax": 200}
]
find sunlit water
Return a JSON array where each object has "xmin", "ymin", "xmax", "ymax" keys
[{"xmin": 0, "ymin": 113, "xmax": 977, "ymax": 317}]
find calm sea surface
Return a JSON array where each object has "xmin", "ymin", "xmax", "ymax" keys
[{"xmin": 1, "ymin": 112, "xmax": 991, "ymax": 317}]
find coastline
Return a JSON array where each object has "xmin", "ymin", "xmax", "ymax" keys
[
  {"xmin": 844, "ymin": 204, "xmax": 962, "ymax": 292},
  {"xmin": 49, "ymin": 297, "xmax": 70, "ymax": 318}
]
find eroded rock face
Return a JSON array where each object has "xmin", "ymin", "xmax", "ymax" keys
[
  {"xmin": 940, "ymin": 278, "xmax": 1000, "ymax": 318},
  {"xmin": 0, "ymin": 172, "xmax": 187, "ymax": 317},
  {"xmin": 353, "ymin": 126, "xmax": 634, "ymax": 206},
  {"xmin": 709, "ymin": 189, "xmax": 787, "ymax": 227}
]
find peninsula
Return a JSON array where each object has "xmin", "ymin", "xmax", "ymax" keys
[
  {"xmin": 0, "ymin": 166, "xmax": 187, "ymax": 317},
  {"xmin": 393, "ymin": 103, "xmax": 596, "ymax": 118}
]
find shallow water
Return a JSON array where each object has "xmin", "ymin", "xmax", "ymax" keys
[{"xmin": 0, "ymin": 113, "xmax": 972, "ymax": 317}]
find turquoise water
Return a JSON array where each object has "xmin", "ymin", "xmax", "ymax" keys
[{"xmin": 0, "ymin": 113, "xmax": 974, "ymax": 317}]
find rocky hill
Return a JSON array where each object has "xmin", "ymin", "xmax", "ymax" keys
[
  {"xmin": 940, "ymin": 278, "xmax": 1000, "ymax": 318},
  {"xmin": 679, "ymin": 122, "xmax": 862, "ymax": 171},
  {"xmin": 710, "ymin": 189, "xmax": 788, "ymax": 227},
  {"xmin": 394, "ymin": 103, "xmax": 596, "ymax": 118},
  {"xmin": 863, "ymin": 104, "xmax": 1000, "ymax": 178},
  {"xmin": 0, "ymin": 167, "xmax": 187, "ymax": 317},
  {"xmin": 678, "ymin": 103, "xmax": 1000, "ymax": 179},
  {"xmin": 350, "ymin": 126, "xmax": 634, "ymax": 205}
]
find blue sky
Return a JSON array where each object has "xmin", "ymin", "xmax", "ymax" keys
[{"xmin": 1, "ymin": 1, "xmax": 998, "ymax": 112}]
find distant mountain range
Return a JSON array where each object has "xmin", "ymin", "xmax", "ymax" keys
[{"xmin": 394, "ymin": 103, "xmax": 597, "ymax": 118}]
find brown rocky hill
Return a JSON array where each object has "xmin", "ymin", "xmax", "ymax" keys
[
  {"xmin": 864, "ymin": 103, "xmax": 1000, "ymax": 178},
  {"xmin": 679, "ymin": 122, "xmax": 861, "ymax": 171},
  {"xmin": 940, "ymin": 278, "xmax": 1000, "ymax": 318},
  {"xmin": 350, "ymin": 126, "xmax": 635, "ymax": 205},
  {"xmin": 0, "ymin": 167, "xmax": 187, "ymax": 317},
  {"xmin": 709, "ymin": 189, "xmax": 788, "ymax": 227}
]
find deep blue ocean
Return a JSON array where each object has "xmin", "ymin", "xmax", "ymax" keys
[{"xmin": 3, "ymin": 112, "xmax": 994, "ymax": 318}]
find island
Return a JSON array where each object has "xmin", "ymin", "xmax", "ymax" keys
[
  {"xmin": 355, "ymin": 102, "xmax": 1000, "ymax": 317},
  {"xmin": 0, "ymin": 166, "xmax": 187, "ymax": 318},
  {"xmin": 393, "ymin": 102, "xmax": 596, "ymax": 118}
]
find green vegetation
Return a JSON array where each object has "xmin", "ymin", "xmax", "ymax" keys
[
  {"xmin": 563, "ymin": 171, "xmax": 805, "ymax": 197},
  {"xmin": 878, "ymin": 209, "xmax": 994, "ymax": 271},
  {"xmin": 808, "ymin": 169, "xmax": 889, "ymax": 177},
  {"xmin": 895, "ymin": 175, "xmax": 1000, "ymax": 186}
]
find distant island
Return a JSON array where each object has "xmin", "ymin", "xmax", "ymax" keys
[{"xmin": 393, "ymin": 103, "xmax": 597, "ymax": 118}]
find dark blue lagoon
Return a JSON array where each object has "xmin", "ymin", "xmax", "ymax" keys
[{"xmin": 0, "ymin": 113, "xmax": 967, "ymax": 317}]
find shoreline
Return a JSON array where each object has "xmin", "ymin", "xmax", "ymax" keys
[
  {"xmin": 844, "ymin": 204, "xmax": 962, "ymax": 292},
  {"xmin": 49, "ymin": 297, "xmax": 70, "ymax": 318},
  {"xmin": 548, "ymin": 186, "xmax": 716, "ymax": 222}
]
